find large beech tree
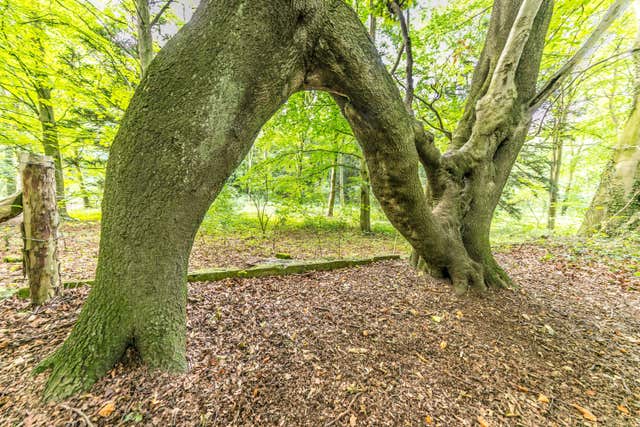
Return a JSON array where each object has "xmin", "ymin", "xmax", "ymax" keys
[{"xmin": 35, "ymin": 0, "xmax": 629, "ymax": 400}]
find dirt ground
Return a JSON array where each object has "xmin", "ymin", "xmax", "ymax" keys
[{"xmin": 0, "ymin": 223, "xmax": 639, "ymax": 426}]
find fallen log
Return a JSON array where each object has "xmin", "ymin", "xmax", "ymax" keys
[
  {"xmin": 13, "ymin": 254, "xmax": 401, "ymax": 298},
  {"xmin": 0, "ymin": 192, "xmax": 22, "ymax": 224}
]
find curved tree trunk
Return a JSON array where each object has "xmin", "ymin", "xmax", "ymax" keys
[
  {"xmin": 36, "ymin": 0, "xmax": 313, "ymax": 400},
  {"xmin": 36, "ymin": 0, "xmax": 626, "ymax": 400}
]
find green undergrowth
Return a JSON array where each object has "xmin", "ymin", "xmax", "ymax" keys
[{"xmin": 198, "ymin": 208, "xmax": 398, "ymax": 238}]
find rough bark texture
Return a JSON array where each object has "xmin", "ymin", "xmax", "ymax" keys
[
  {"xmin": 20, "ymin": 154, "xmax": 61, "ymax": 306},
  {"xmin": 0, "ymin": 192, "xmax": 22, "ymax": 223},
  {"xmin": 36, "ymin": 0, "xmax": 622, "ymax": 399}
]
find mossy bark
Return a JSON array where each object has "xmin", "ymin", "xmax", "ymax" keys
[{"xmin": 37, "ymin": 0, "xmax": 320, "ymax": 400}]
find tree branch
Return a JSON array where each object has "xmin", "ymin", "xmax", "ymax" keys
[
  {"xmin": 389, "ymin": 1, "xmax": 414, "ymax": 112},
  {"xmin": 389, "ymin": 41, "xmax": 405, "ymax": 75},
  {"xmin": 529, "ymin": 0, "xmax": 632, "ymax": 111},
  {"xmin": 0, "ymin": 192, "xmax": 23, "ymax": 224},
  {"xmin": 150, "ymin": 0, "xmax": 176, "ymax": 27}
]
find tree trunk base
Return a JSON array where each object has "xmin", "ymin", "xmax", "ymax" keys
[
  {"xmin": 410, "ymin": 249, "xmax": 513, "ymax": 295},
  {"xmin": 33, "ymin": 288, "xmax": 187, "ymax": 401}
]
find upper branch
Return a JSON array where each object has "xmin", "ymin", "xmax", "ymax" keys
[
  {"xmin": 529, "ymin": 0, "xmax": 632, "ymax": 111},
  {"xmin": 150, "ymin": 0, "xmax": 176, "ymax": 27}
]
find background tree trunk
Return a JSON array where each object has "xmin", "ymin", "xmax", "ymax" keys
[
  {"xmin": 135, "ymin": 0, "xmax": 153, "ymax": 78},
  {"xmin": 580, "ymin": 100, "xmax": 640, "ymax": 234},
  {"xmin": 547, "ymin": 91, "xmax": 570, "ymax": 231},
  {"xmin": 359, "ymin": 157, "xmax": 371, "ymax": 232},
  {"xmin": 20, "ymin": 153, "xmax": 61, "ymax": 306},
  {"xmin": 580, "ymin": 26, "xmax": 640, "ymax": 235},
  {"xmin": 327, "ymin": 155, "xmax": 338, "ymax": 217},
  {"xmin": 2, "ymin": 146, "xmax": 17, "ymax": 195},
  {"xmin": 36, "ymin": 85, "xmax": 68, "ymax": 218}
]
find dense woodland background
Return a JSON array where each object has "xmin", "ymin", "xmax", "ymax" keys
[{"xmin": 1, "ymin": 0, "xmax": 638, "ymax": 243}]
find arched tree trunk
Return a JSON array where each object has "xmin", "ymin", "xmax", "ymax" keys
[
  {"xmin": 36, "ymin": 0, "xmax": 315, "ymax": 400},
  {"xmin": 36, "ymin": 0, "xmax": 629, "ymax": 400}
]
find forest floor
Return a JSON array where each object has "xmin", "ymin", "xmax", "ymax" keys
[{"xmin": 0, "ymin": 221, "xmax": 639, "ymax": 426}]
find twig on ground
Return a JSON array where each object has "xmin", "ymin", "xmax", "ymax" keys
[{"xmin": 59, "ymin": 404, "xmax": 95, "ymax": 427}]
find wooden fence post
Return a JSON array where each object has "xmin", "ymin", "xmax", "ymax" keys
[{"xmin": 20, "ymin": 153, "xmax": 61, "ymax": 305}]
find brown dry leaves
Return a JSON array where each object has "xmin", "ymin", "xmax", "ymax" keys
[{"xmin": 0, "ymin": 237, "xmax": 639, "ymax": 426}]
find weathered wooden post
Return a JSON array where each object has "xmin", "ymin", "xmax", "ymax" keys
[{"xmin": 20, "ymin": 153, "xmax": 61, "ymax": 305}]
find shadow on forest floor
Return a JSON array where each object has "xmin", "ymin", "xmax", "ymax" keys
[{"xmin": 0, "ymin": 239, "xmax": 639, "ymax": 426}]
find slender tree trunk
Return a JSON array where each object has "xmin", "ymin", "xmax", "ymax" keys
[
  {"xmin": 561, "ymin": 141, "xmax": 584, "ymax": 215},
  {"xmin": 75, "ymin": 162, "xmax": 91, "ymax": 209},
  {"xmin": 20, "ymin": 153, "xmax": 61, "ymax": 306},
  {"xmin": 360, "ymin": 157, "xmax": 371, "ymax": 232},
  {"xmin": 2, "ymin": 146, "xmax": 17, "ymax": 195},
  {"xmin": 547, "ymin": 137, "xmax": 563, "ymax": 231},
  {"xmin": 339, "ymin": 158, "xmax": 345, "ymax": 207},
  {"xmin": 390, "ymin": 1, "xmax": 414, "ymax": 112},
  {"xmin": 135, "ymin": 0, "xmax": 154, "ymax": 78},
  {"xmin": 368, "ymin": 0, "xmax": 376, "ymax": 41},
  {"xmin": 547, "ymin": 96, "xmax": 568, "ymax": 231},
  {"xmin": 327, "ymin": 155, "xmax": 338, "ymax": 217},
  {"xmin": 36, "ymin": 85, "xmax": 68, "ymax": 218}
]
